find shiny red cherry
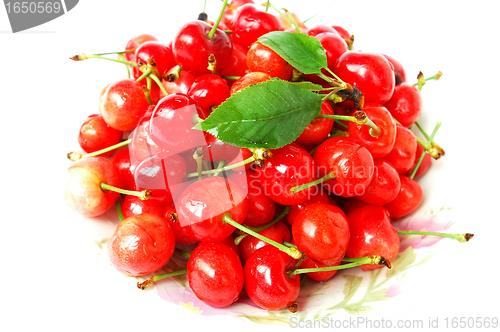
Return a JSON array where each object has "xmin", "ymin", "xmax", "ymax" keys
[
  {"xmin": 347, "ymin": 103, "xmax": 397, "ymax": 159},
  {"xmin": 383, "ymin": 175, "xmax": 423, "ymax": 219},
  {"xmin": 346, "ymin": 205, "xmax": 399, "ymax": 271},
  {"xmin": 121, "ymin": 195, "xmax": 165, "ymax": 219},
  {"xmin": 382, "ymin": 53, "xmax": 407, "ymax": 84},
  {"xmin": 164, "ymin": 205, "xmax": 198, "ymax": 245},
  {"xmin": 229, "ymin": 71, "xmax": 272, "ymax": 95},
  {"xmin": 78, "ymin": 114, "xmax": 123, "ymax": 157},
  {"xmin": 187, "ymin": 74, "xmax": 230, "ymax": 114},
  {"xmin": 231, "ymin": 4, "xmax": 284, "ymax": 48},
  {"xmin": 403, "ymin": 143, "xmax": 432, "ymax": 179},
  {"xmin": 100, "ymin": 78, "xmax": 150, "ymax": 131},
  {"xmin": 292, "ymin": 203, "xmax": 350, "ymax": 264},
  {"xmin": 256, "ymin": 143, "xmax": 317, "ymax": 206},
  {"xmin": 187, "ymin": 242, "xmax": 244, "ymax": 308},
  {"xmin": 295, "ymin": 101, "xmax": 335, "ymax": 146},
  {"xmin": 382, "ymin": 125, "xmax": 417, "ymax": 173},
  {"xmin": 246, "ymin": 42, "xmax": 293, "ymax": 80},
  {"xmin": 112, "ymin": 148, "xmax": 135, "ymax": 191},
  {"xmin": 334, "ymin": 51, "xmax": 395, "ymax": 104},
  {"xmin": 107, "ymin": 213, "xmax": 175, "ymax": 276},
  {"xmin": 244, "ymin": 246, "xmax": 300, "ymax": 310},
  {"xmin": 313, "ymin": 136, "xmax": 374, "ymax": 197},
  {"xmin": 357, "ymin": 159, "xmax": 401, "ymax": 206},
  {"xmin": 383, "ymin": 82, "xmax": 423, "ymax": 128},
  {"xmin": 160, "ymin": 66, "xmax": 197, "ymax": 97},
  {"xmin": 172, "ymin": 20, "xmax": 232, "ymax": 76}
]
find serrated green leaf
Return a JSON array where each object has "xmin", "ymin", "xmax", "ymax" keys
[
  {"xmin": 258, "ymin": 31, "xmax": 327, "ymax": 74},
  {"xmin": 198, "ymin": 79, "xmax": 322, "ymax": 149}
]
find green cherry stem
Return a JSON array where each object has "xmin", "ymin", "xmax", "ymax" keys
[
  {"xmin": 212, "ymin": 160, "xmax": 227, "ymax": 177},
  {"xmin": 137, "ymin": 269, "xmax": 188, "ymax": 290},
  {"xmin": 185, "ymin": 156, "xmax": 256, "ymax": 178},
  {"xmin": 288, "ymin": 255, "xmax": 390, "ymax": 276},
  {"xmin": 398, "ymin": 230, "xmax": 474, "ymax": 243},
  {"xmin": 70, "ymin": 53, "xmax": 136, "ymax": 67},
  {"xmin": 67, "ymin": 139, "xmax": 131, "ymax": 160},
  {"xmin": 234, "ymin": 206, "xmax": 291, "ymax": 245},
  {"xmin": 116, "ymin": 197, "xmax": 124, "ymax": 222},
  {"xmin": 220, "ymin": 75, "xmax": 241, "ymax": 80},
  {"xmin": 100, "ymin": 183, "xmax": 151, "ymax": 201},
  {"xmin": 149, "ymin": 72, "xmax": 169, "ymax": 96},
  {"xmin": 316, "ymin": 112, "xmax": 381, "ymax": 137},
  {"xmin": 67, "ymin": 139, "xmax": 132, "ymax": 161},
  {"xmin": 222, "ymin": 213, "xmax": 303, "ymax": 259},
  {"xmin": 289, "ymin": 171, "xmax": 335, "ymax": 194},
  {"xmin": 207, "ymin": 0, "xmax": 229, "ymax": 39},
  {"xmin": 136, "ymin": 67, "xmax": 153, "ymax": 82},
  {"xmin": 174, "ymin": 248, "xmax": 192, "ymax": 259}
]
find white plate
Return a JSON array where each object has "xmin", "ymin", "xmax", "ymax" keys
[{"xmin": 1, "ymin": 1, "xmax": 499, "ymax": 331}]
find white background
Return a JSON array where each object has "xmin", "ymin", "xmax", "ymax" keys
[{"xmin": 1, "ymin": 0, "xmax": 499, "ymax": 331}]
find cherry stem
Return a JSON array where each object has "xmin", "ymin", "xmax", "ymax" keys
[
  {"xmin": 289, "ymin": 171, "xmax": 336, "ymax": 194},
  {"xmin": 185, "ymin": 156, "xmax": 255, "ymax": 178},
  {"xmin": 193, "ymin": 147, "xmax": 205, "ymax": 181},
  {"xmin": 316, "ymin": 112, "xmax": 381, "ymax": 136},
  {"xmin": 222, "ymin": 213, "xmax": 303, "ymax": 259},
  {"xmin": 221, "ymin": 75, "xmax": 240, "ymax": 80},
  {"xmin": 100, "ymin": 183, "xmax": 151, "ymax": 201},
  {"xmin": 285, "ymin": 9, "xmax": 302, "ymax": 34},
  {"xmin": 118, "ymin": 53, "xmax": 131, "ymax": 79},
  {"xmin": 414, "ymin": 71, "xmax": 443, "ymax": 91},
  {"xmin": 115, "ymin": 197, "xmax": 124, "ymax": 222},
  {"xmin": 136, "ymin": 67, "xmax": 153, "ymax": 82},
  {"xmin": 265, "ymin": 0, "xmax": 270, "ymax": 12},
  {"xmin": 234, "ymin": 206, "xmax": 291, "ymax": 245},
  {"xmin": 288, "ymin": 255, "xmax": 390, "ymax": 275},
  {"xmin": 70, "ymin": 53, "xmax": 136, "ymax": 67},
  {"xmin": 149, "ymin": 73, "xmax": 169, "ymax": 97},
  {"xmin": 207, "ymin": 0, "xmax": 229, "ymax": 39},
  {"xmin": 398, "ymin": 230, "xmax": 474, "ymax": 243},
  {"xmin": 67, "ymin": 139, "xmax": 131, "ymax": 161},
  {"xmin": 416, "ymin": 121, "xmax": 444, "ymax": 160},
  {"xmin": 174, "ymin": 248, "xmax": 192, "ymax": 259},
  {"xmin": 212, "ymin": 160, "xmax": 227, "ymax": 177},
  {"xmin": 409, "ymin": 150, "xmax": 427, "ymax": 179},
  {"xmin": 137, "ymin": 269, "xmax": 188, "ymax": 290},
  {"xmin": 414, "ymin": 121, "xmax": 430, "ymax": 140}
]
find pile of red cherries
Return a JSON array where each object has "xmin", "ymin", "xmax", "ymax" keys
[{"xmin": 64, "ymin": 0, "xmax": 465, "ymax": 313}]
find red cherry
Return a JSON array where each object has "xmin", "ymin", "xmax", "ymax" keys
[
  {"xmin": 382, "ymin": 53, "xmax": 407, "ymax": 84},
  {"xmin": 160, "ymin": 66, "xmax": 197, "ymax": 97},
  {"xmin": 200, "ymin": 132, "xmax": 242, "ymax": 165},
  {"xmin": 356, "ymin": 159, "xmax": 401, "ymax": 206},
  {"xmin": 292, "ymin": 203, "xmax": 350, "ymax": 264},
  {"xmin": 315, "ymin": 32, "xmax": 349, "ymax": 70},
  {"xmin": 172, "ymin": 20, "xmax": 232, "ymax": 76},
  {"xmin": 64, "ymin": 157, "xmax": 122, "ymax": 217},
  {"xmin": 134, "ymin": 41, "xmax": 176, "ymax": 79},
  {"xmin": 403, "ymin": 143, "xmax": 432, "ymax": 179},
  {"xmin": 78, "ymin": 114, "xmax": 123, "ymax": 157},
  {"xmin": 295, "ymin": 101, "xmax": 335, "ymax": 146},
  {"xmin": 164, "ymin": 205, "xmax": 198, "ymax": 245},
  {"xmin": 334, "ymin": 51, "xmax": 395, "ymax": 104},
  {"xmin": 220, "ymin": 0, "xmax": 256, "ymax": 30},
  {"xmin": 382, "ymin": 125, "xmax": 417, "ymax": 173},
  {"xmin": 298, "ymin": 256, "xmax": 339, "ymax": 281},
  {"xmin": 346, "ymin": 205, "xmax": 399, "ymax": 271},
  {"xmin": 133, "ymin": 152, "xmax": 187, "ymax": 208},
  {"xmin": 229, "ymin": 71, "xmax": 272, "ymax": 95},
  {"xmin": 128, "ymin": 105, "xmax": 163, "ymax": 166},
  {"xmin": 256, "ymin": 143, "xmax": 317, "ymax": 205},
  {"xmin": 313, "ymin": 136, "xmax": 374, "ymax": 197},
  {"xmin": 226, "ymin": 147, "xmax": 253, "ymax": 172},
  {"xmin": 383, "ymin": 82, "xmax": 423, "ymax": 128},
  {"xmin": 124, "ymin": 34, "xmax": 159, "ymax": 62},
  {"xmin": 383, "ymin": 175, "xmax": 423, "ymax": 219},
  {"xmin": 244, "ymin": 245, "xmax": 300, "ymax": 310},
  {"xmin": 231, "ymin": 4, "xmax": 284, "ymax": 48},
  {"xmin": 347, "ymin": 103, "xmax": 397, "ymax": 159},
  {"xmin": 112, "ymin": 148, "xmax": 136, "ymax": 191},
  {"xmin": 121, "ymin": 195, "xmax": 165, "ymax": 219},
  {"xmin": 340, "ymin": 197, "xmax": 369, "ymax": 215},
  {"xmin": 107, "ymin": 214, "xmax": 176, "ymax": 276},
  {"xmin": 188, "ymin": 242, "xmax": 244, "ymax": 308},
  {"xmin": 100, "ymin": 79, "xmax": 150, "ymax": 131},
  {"xmin": 187, "ymin": 74, "xmax": 230, "ymax": 114},
  {"xmin": 148, "ymin": 94, "xmax": 207, "ymax": 154},
  {"xmin": 246, "ymin": 42, "xmax": 293, "ymax": 80},
  {"xmin": 228, "ymin": 169, "xmax": 276, "ymax": 228},
  {"xmin": 175, "ymin": 176, "xmax": 248, "ymax": 243}
]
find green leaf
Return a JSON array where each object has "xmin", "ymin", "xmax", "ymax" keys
[
  {"xmin": 291, "ymin": 81, "xmax": 326, "ymax": 91},
  {"xmin": 198, "ymin": 79, "xmax": 323, "ymax": 149},
  {"xmin": 258, "ymin": 31, "xmax": 327, "ymax": 74}
]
